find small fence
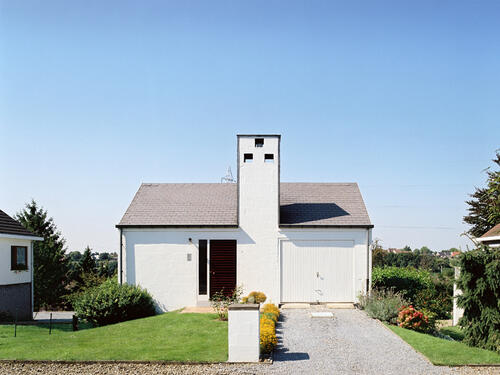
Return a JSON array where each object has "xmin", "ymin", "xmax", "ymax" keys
[{"xmin": 1, "ymin": 312, "xmax": 79, "ymax": 337}]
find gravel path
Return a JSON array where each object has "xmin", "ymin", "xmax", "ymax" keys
[{"xmin": 269, "ymin": 308, "xmax": 452, "ymax": 375}]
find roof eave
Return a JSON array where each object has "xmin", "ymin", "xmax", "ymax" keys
[
  {"xmin": 279, "ymin": 224, "xmax": 374, "ymax": 229},
  {"xmin": 0, "ymin": 233, "xmax": 44, "ymax": 241},
  {"xmin": 476, "ymin": 235, "xmax": 500, "ymax": 242},
  {"xmin": 116, "ymin": 224, "xmax": 239, "ymax": 229}
]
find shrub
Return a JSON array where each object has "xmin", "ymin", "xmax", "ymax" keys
[
  {"xmin": 241, "ymin": 291, "xmax": 267, "ymax": 304},
  {"xmin": 359, "ymin": 289, "xmax": 408, "ymax": 323},
  {"xmin": 260, "ymin": 303, "xmax": 280, "ymax": 354},
  {"xmin": 414, "ymin": 277, "xmax": 452, "ymax": 320},
  {"xmin": 72, "ymin": 279, "xmax": 155, "ymax": 327},
  {"xmin": 260, "ymin": 319, "xmax": 278, "ymax": 353},
  {"xmin": 209, "ymin": 285, "xmax": 243, "ymax": 321},
  {"xmin": 262, "ymin": 311, "xmax": 278, "ymax": 323},
  {"xmin": 262, "ymin": 303, "xmax": 280, "ymax": 320},
  {"xmin": 457, "ymin": 246, "xmax": 500, "ymax": 353},
  {"xmin": 372, "ymin": 266, "xmax": 434, "ymax": 302},
  {"xmin": 397, "ymin": 305, "xmax": 434, "ymax": 333}
]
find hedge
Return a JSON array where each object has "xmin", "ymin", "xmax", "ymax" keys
[{"xmin": 372, "ymin": 266, "xmax": 433, "ymax": 303}]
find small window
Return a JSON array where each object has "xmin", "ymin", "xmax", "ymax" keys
[
  {"xmin": 11, "ymin": 246, "xmax": 28, "ymax": 271},
  {"xmin": 244, "ymin": 153, "xmax": 253, "ymax": 163},
  {"xmin": 198, "ymin": 240, "xmax": 207, "ymax": 295},
  {"xmin": 265, "ymin": 154, "xmax": 274, "ymax": 163},
  {"xmin": 255, "ymin": 138, "xmax": 264, "ymax": 147}
]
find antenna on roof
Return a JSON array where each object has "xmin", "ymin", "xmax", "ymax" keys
[{"xmin": 221, "ymin": 166, "xmax": 235, "ymax": 183}]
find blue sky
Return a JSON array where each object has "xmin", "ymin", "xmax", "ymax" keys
[{"xmin": 1, "ymin": 1, "xmax": 499, "ymax": 253}]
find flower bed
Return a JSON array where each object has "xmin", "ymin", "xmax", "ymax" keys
[{"xmin": 260, "ymin": 303, "xmax": 279, "ymax": 354}]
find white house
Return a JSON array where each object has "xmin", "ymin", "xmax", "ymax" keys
[
  {"xmin": 0, "ymin": 210, "xmax": 42, "ymax": 320},
  {"xmin": 117, "ymin": 134, "xmax": 373, "ymax": 311}
]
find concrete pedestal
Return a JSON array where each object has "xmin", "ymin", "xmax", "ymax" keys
[{"xmin": 228, "ymin": 303, "xmax": 260, "ymax": 362}]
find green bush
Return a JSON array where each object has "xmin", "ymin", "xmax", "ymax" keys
[
  {"xmin": 359, "ymin": 289, "xmax": 408, "ymax": 324},
  {"xmin": 72, "ymin": 279, "xmax": 156, "ymax": 326},
  {"xmin": 457, "ymin": 246, "xmax": 500, "ymax": 353},
  {"xmin": 372, "ymin": 266, "xmax": 434, "ymax": 302},
  {"xmin": 414, "ymin": 277, "xmax": 452, "ymax": 319}
]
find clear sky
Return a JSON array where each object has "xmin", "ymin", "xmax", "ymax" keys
[{"xmin": 1, "ymin": 1, "xmax": 499, "ymax": 253}]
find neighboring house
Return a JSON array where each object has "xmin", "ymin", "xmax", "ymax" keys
[
  {"xmin": 387, "ymin": 248, "xmax": 411, "ymax": 254},
  {"xmin": 117, "ymin": 135, "xmax": 373, "ymax": 311},
  {"xmin": 0, "ymin": 210, "xmax": 43, "ymax": 320},
  {"xmin": 475, "ymin": 223, "xmax": 500, "ymax": 248}
]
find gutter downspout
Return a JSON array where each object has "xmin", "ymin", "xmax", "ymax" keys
[
  {"xmin": 119, "ymin": 228, "xmax": 123, "ymax": 285},
  {"xmin": 366, "ymin": 228, "xmax": 371, "ymax": 295},
  {"xmin": 31, "ymin": 241, "xmax": 34, "ymax": 317}
]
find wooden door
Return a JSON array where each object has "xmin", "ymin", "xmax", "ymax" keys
[{"xmin": 209, "ymin": 240, "xmax": 237, "ymax": 297}]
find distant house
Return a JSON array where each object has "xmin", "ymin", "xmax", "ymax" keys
[
  {"xmin": 387, "ymin": 248, "xmax": 411, "ymax": 254},
  {"xmin": 117, "ymin": 134, "xmax": 373, "ymax": 311},
  {"xmin": 0, "ymin": 210, "xmax": 42, "ymax": 320},
  {"xmin": 475, "ymin": 223, "xmax": 500, "ymax": 248}
]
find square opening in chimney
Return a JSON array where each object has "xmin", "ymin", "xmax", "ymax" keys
[
  {"xmin": 255, "ymin": 138, "xmax": 264, "ymax": 147},
  {"xmin": 265, "ymin": 154, "xmax": 274, "ymax": 163},
  {"xmin": 244, "ymin": 153, "xmax": 253, "ymax": 163}
]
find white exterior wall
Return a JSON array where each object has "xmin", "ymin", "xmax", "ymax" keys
[
  {"xmin": 122, "ymin": 226, "xmax": 371, "ymax": 310},
  {"xmin": 122, "ymin": 228, "xmax": 243, "ymax": 311},
  {"xmin": 0, "ymin": 237, "xmax": 32, "ymax": 285}
]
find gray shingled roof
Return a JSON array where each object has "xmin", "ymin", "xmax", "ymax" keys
[
  {"xmin": 0, "ymin": 209, "xmax": 38, "ymax": 237},
  {"xmin": 280, "ymin": 183, "xmax": 371, "ymax": 226},
  {"xmin": 118, "ymin": 183, "xmax": 372, "ymax": 227}
]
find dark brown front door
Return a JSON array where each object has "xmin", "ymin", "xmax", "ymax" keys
[{"xmin": 209, "ymin": 240, "xmax": 237, "ymax": 297}]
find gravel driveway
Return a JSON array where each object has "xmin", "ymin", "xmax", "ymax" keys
[{"xmin": 267, "ymin": 308, "xmax": 451, "ymax": 375}]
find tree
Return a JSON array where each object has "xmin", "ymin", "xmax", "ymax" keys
[
  {"xmin": 371, "ymin": 239, "xmax": 386, "ymax": 267},
  {"xmin": 15, "ymin": 200, "xmax": 68, "ymax": 310},
  {"xmin": 79, "ymin": 246, "xmax": 97, "ymax": 275},
  {"xmin": 464, "ymin": 152, "xmax": 500, "ymax": 237}
]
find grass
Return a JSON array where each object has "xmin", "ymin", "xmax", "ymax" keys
[
  {"xmin": 0, "ymin": 312, "xmax": 227, "ymax": 362},
  {"xmin": 387, "ymin": 324, "xmax": 500, "ymax": 366},
  {"xmin": 439, "ymin": 326, "xmax": 465, "ymax": 342}
]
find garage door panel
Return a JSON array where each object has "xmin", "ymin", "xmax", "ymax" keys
[{"xmin": 281, "ymin": 240, "xmax": 354, "ymax": 303}]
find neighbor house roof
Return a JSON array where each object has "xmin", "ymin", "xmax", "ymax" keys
[
  {"xmin": 479, "ymin": 223, "xmax": 500, "ymax": 239},
  {"xmin": 117, "ymin": 182, "xmax": 372, "ymax": 228},
  {"xmin": 0, "ymin": 209, "xmax": 40, "ymax": 238}
]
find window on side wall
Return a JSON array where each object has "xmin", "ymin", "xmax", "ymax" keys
[{"xmin": 11, "ymin": 246, "xmax": 28, "ymax": 270}]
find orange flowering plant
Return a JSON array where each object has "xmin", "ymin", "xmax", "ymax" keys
[{"xmin": 397, "ymin": 305, "xmax": 432, "ymax": 333}]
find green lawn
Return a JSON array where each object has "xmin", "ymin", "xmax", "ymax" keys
[
  {"xmin": 439, "ymin": 326, "xmax": 465, "ymax": 342},
  {"xmin": 387, "ymin": 324, "xmax": 500, "ymax": 366},
  {"xmin": 0, "ymin": 312, "xmax": 227, "ymax": 362}
]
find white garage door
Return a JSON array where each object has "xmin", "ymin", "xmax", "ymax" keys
[{"xmin": 281, "ymin": 240, "xmax": 354, "ymax": 303}]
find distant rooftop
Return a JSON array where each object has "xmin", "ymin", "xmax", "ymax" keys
[
  {"xmin": 0, "ymin": 209, "xmax": 39, "ymax": 238},
  {"xmin": 479, "ymin": 223, "xmax": 500, "ymax": 239}
]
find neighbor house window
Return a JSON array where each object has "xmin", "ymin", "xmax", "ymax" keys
[
  {"xmin": 255, "ymin": 138, "xmax": 264, "ymax": 147},
  {"xmin": 198, "ymin": 240, "xmax": 207, "ymax": 295},
  {"xmin": 11, "ymin": 246, "xmax": 28, "ymax": 270},
  {"xmin": 265, "ymin": 153, "xmax": 274, "ymax": 162},
  {"xmin": 244, "ymin": 153, "xmax": 253, "ymax": 163}
]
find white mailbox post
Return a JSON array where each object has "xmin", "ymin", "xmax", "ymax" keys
[{"xmin": 228, "ymin": 303, "xmax": 260, "ymax": 362}]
